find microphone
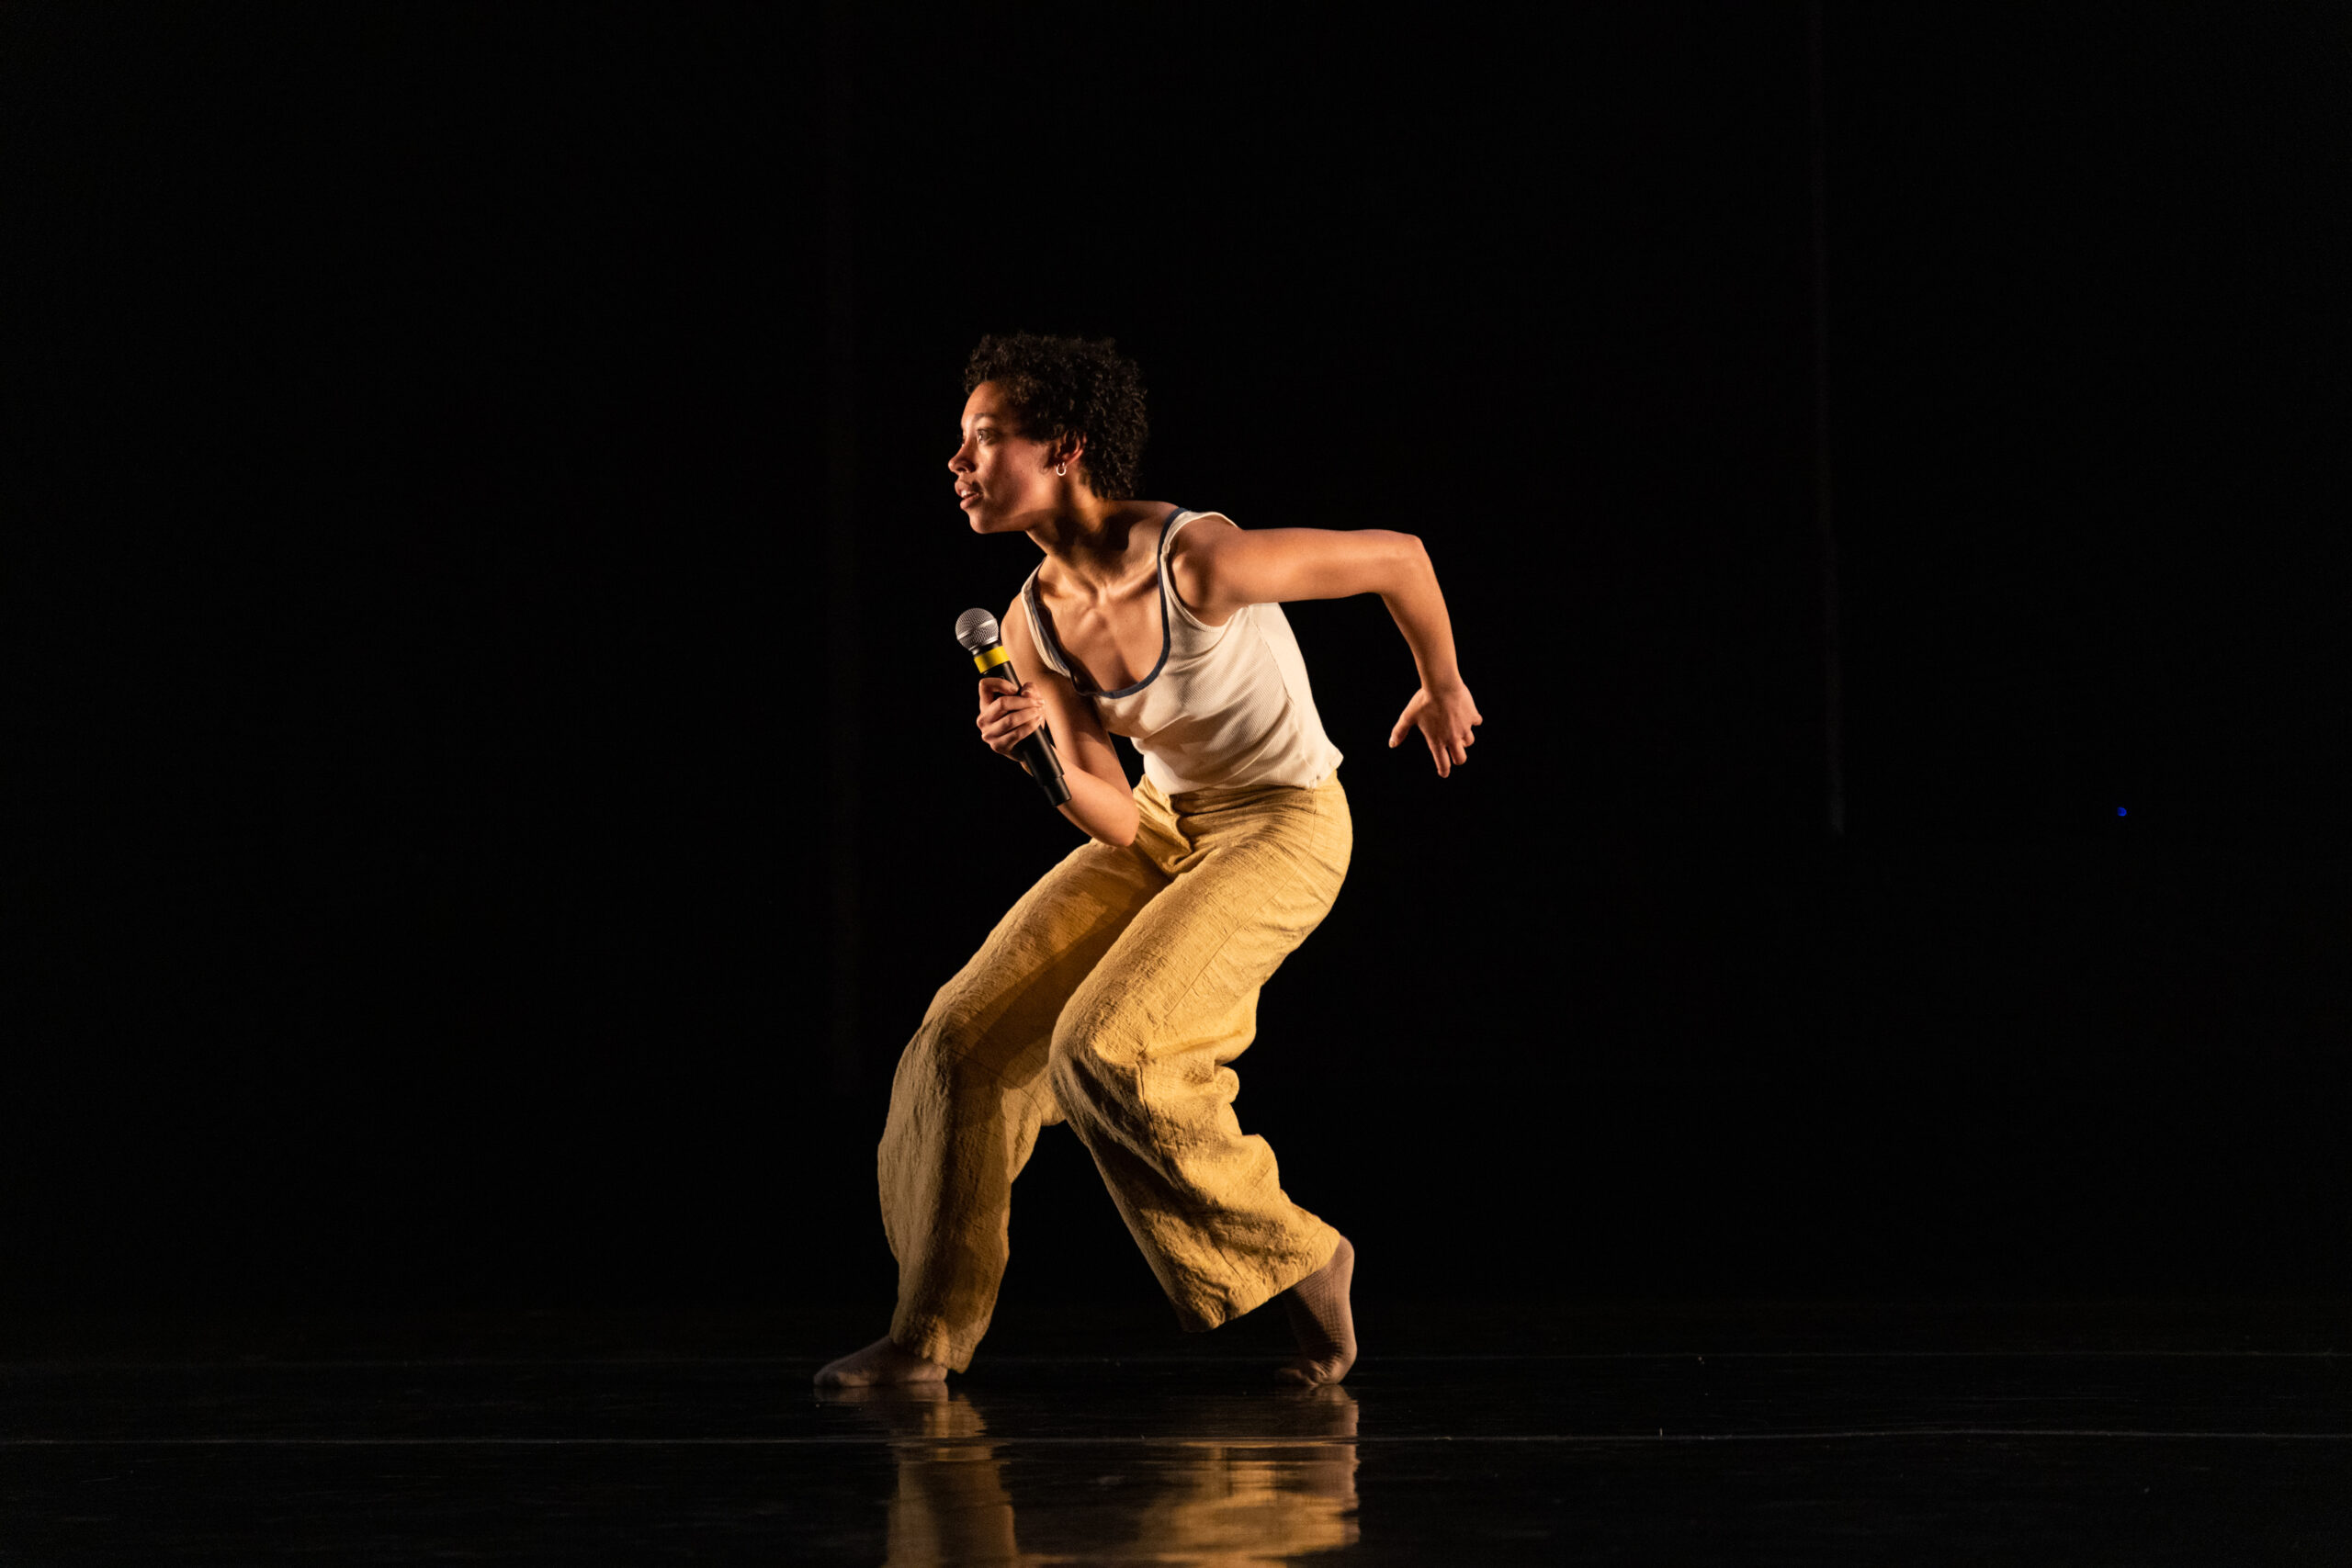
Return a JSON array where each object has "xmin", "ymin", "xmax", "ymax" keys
[{"xmin": 955, "ymin": 608, "xmax": 1072, "ymax": 807}]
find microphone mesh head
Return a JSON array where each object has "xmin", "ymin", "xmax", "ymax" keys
[{"xmin": 954, "ymin": 608, "xmax": 1001, "ymax": 653}]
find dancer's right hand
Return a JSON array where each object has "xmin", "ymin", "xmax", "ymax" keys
[{"xmin": 976, "ymin": 675, "xmax": 1046, "ymax": 759}]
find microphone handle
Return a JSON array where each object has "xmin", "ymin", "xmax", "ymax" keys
[
  {"xmin": 1017, "ymin": 727, "xmax": 1073, "ymax": 807},
  {"xmin": 984, "ymin": 651, "xmax": 1073, "ymax": 807}
]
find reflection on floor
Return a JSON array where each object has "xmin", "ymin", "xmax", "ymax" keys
[
  {"xmin": 2, "ymin": 1300, "xmax": 2347, "ymax": 1563},
  {"xmin": 833, "ymin": 1382, "xmax": 1357, "ymax": 1567}
]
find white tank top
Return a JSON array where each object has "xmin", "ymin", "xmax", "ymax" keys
[{"xmin": 1021, "ymin": 508, "xmax": 1344, "ymax": 795}]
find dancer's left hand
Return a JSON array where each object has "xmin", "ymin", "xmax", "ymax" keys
[{"xmin": 1388, "ymin": 681, "xmax": 1483, "ymax": 778}]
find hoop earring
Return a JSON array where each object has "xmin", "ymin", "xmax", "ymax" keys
[{"xmin": 1055, "ymin": 463, "xmax": 1067, "ymax": 477}]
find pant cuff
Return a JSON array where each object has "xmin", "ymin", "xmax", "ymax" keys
[
  {"xmin": 889, "ymin": 1314, "xmax": 979, "ymax": 1374},
  {"xmin": 1172, "ymin": 1222, "xmax": 1344, "ymax": 1333}
]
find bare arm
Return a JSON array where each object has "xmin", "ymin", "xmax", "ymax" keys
[
  {"xmin": 973, "ymin": 596, "xmax": 1140, "ymax": 846},
  {"xmin": 1171, "ymin": 522, "xmax": 1484, "ymax": 777}
]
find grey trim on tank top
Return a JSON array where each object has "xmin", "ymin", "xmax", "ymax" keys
[{"xmin": 1026, "ymin": 503, "xmax": 1187, "ymax": 699}]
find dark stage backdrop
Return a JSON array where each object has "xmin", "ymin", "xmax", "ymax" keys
[{"xmin": 7, "ymin": 4, "xmax": 2346, "ymax": 1317}]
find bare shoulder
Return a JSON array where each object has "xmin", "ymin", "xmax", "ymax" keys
[
  {"xmin": 1169, "ymin": 514, "xmax": 1425, "ymax": 611},
  {"xmin": 1166, "ymin": 510, "xmax": 1242, "ymax": 620},
  {"xmin": 1167, "ymin": 508, "xmax": 1238, "ymax": 549}
]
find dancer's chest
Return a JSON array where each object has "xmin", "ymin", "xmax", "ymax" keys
[{"xmin": 1036, "ymin": 573, "xmax": 1166, "ymax": 694}]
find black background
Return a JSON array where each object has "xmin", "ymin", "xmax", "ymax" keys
[{"xmin": 6, "ymin": 3, "xmax": 2346, "ymax": 1320}]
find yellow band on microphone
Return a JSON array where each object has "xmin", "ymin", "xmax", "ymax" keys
[{"xmin": 972, "ymin": 646, "xmax": 1012, "ymax": 674}]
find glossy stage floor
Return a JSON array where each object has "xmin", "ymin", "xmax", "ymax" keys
[{"xmin": 5, "ymin": 1298, "xmax": 2346, "ymax": 1562}]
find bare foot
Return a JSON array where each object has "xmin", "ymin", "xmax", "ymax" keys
[
  {"xmin": 1275, "ymin": 1235, "xmax": 1356, "ymax": 1386},
  {"xmin": 814, "ymin": 1335, "xmax": 950, "ymax": 1389},
  {"xmin": 812, "ymin": 1380, "xmax": 949, "ymax": 1407}
]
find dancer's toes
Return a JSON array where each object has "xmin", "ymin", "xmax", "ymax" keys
[
  {"xmin": 1276, "ymin": 1235, "xmax": 1357, "ymax": 1387},
  {"xmin": 814, "ymin": 1335, "xmax": 950, "ymax": 1389}
]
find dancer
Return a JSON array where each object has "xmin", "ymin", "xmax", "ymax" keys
[{"xmin": 818, "ymin": 333, "xmax": 1480, "ymax": 1388}]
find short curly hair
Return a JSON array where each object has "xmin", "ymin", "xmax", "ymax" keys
[{"xmin": 962, "ymin": 333, "xmax": 1148, "ymax": 501}]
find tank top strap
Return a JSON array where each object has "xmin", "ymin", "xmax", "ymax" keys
[
  {"xmin": 1017, "ymin": 567, "xmax": 1072, "ymax": 679},
  {"xmin": 1158, "ymin": 504, "xmax": 1193, "ymax": 562}
]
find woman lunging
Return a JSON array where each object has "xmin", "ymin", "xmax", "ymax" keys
[{"xmin": 817, "ymin": 333, "xmax": 1482, "ymax": 1389}]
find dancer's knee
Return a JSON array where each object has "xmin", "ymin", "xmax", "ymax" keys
[
  {"xmin": 1046, "ymin": 993, "xmax": 1144, "ymax": 1114},
  {"xmin": 898, "ymin": 1012, "xmax": 1015, "ymax": 1105}
]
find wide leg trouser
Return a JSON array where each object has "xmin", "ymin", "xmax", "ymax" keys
[{"xmin": 879, "ymin": 768, "xmax": 1352, "ymax": 1372}]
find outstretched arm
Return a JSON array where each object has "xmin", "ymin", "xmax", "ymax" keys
[{"xmin": 1172, "ymin": 523, "xmax": 1483, "ymax": 777}]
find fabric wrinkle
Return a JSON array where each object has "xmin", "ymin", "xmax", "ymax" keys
[{"xmin": 878, "ymin": 768, "xmax": 1351, "ymax": 1365}]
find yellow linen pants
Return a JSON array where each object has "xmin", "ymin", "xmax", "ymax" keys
[{"xmin": 879, "ymin": 768, "xmax": 1351, "ymax": 1372}]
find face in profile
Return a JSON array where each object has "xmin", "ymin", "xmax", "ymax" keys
[{"xmin": 949, "ymin": 380, "xmax": 1076, "ymax": 532}]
